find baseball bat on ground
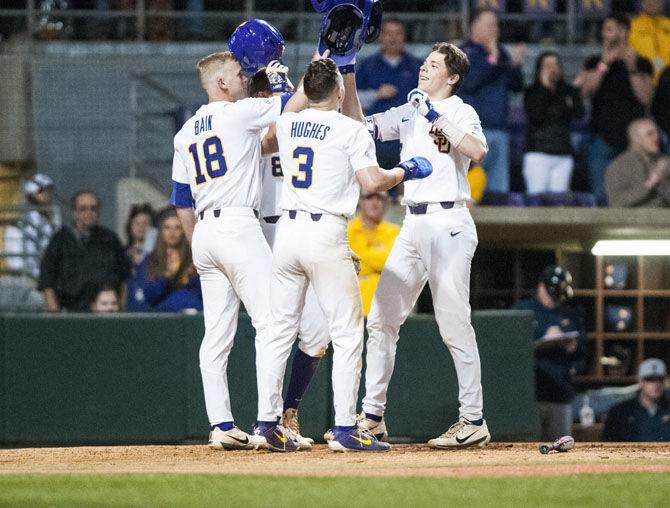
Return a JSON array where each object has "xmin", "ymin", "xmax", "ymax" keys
[{"xmin": 539, "ymin": 435, "xmax": 575, "ymax": 454}]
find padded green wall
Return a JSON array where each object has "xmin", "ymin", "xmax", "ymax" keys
[{"xmin": 0, "ymin": 311, "xmax": 536, "ymax": 445}]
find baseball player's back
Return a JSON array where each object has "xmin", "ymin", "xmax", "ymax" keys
[
  {"xmin": 173, "ymin": 97, "xmax": 284, "ymax": 215},
  {"xmin": 170, "ymin": 50, "xmax": 302, "ymax": 452},
  {"xmin": 255, "ymin": 58, "xmax": 433, "ymax": 453}
]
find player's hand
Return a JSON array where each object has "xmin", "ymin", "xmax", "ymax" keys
[
  {"xmin": 265, "ymin": 60, "xmax": 290, "ymax": 93},
  {"xmin": 398, "ymin": 156, "xmax": 433, "ymax": 181},
  {"xmin": 349, "ymin": 248, "xmax": 362, "ymax": 275},
  {"xmin": 407, "ymin": 88, "xmax": 439, "ymax": 122}
]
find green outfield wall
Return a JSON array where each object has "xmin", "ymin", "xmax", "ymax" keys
[{"xmin": 0, "ymin": 311, "xmax": 537, "ymax": 445}]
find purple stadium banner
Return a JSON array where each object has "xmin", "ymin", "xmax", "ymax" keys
[
  {"xmin": 578, "ymin": 0, "xmax": 611, "ymax": 15},
  {"xmin": 472, "ymin": 0, "xmax": 507, "ymax": 13},
  {"xmin": 523, "ymin": 0, "xmax": 557, "ymax": 15}
]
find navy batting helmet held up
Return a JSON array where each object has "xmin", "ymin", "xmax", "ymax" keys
[
  {"xmin": 228, "ymin": 19, "xmax": 285, "ymax": 75},
  {"xmin": 315, "ymin": 0, "xmax": 383, "ymax": 56}
]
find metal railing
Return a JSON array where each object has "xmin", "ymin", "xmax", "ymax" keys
[{"xmin": 0, "ymin": 0, "xmax": 613, "ymax": 44}]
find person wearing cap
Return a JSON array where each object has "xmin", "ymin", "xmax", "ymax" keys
[
  {"xmin": 604, "ymin": 358, "xmax": 670, "ymax": 442},
  {"xmin": 4, "ymin": 173, "xmax": 61, "ymax": 279},
  {"xmin": 347, "ymin": 190, "xmax": 400, "ymax": 316},
  {"xmin": 512, "ymin": 265, "xmax": 587, "ymax": 440}
]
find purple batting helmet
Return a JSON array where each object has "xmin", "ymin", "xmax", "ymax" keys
[{"xmin": 228, "ymin": 19, "xmax": 285, "ymax": 74}]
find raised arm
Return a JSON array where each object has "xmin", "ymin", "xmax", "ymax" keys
[{"xmin": 407, "ymin": 88, "xmax": 488, "ymax": 163}]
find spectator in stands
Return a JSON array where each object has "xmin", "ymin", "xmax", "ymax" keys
[
  {"xmin": 4, "ymin": 173, "xmax": 60, "ymax": 279},
  {"xmin": 523, "ymin": 51, "xmax": 585, "ymax": 194},
  {"xmin": 38, "ymin": 190, "xmax": 130, "ymax": 312},
  {"xmin": 460, "ymin": 8, "xmax": 525, "ymax": 194},
  {"xmin": 652, "ymin": 66, "xmax": 670, "ymax": 139},
  {"xmin": 347, "ymin": 191, "xmax": 400, "ymax": 316},
  {"xmin": 126, "ymin": 207, "xmax": 202, "ymax": 312},
  {"xmin": 605, "ymin": 118, "xmax": 670, "ymax": 207},
  {"xmin": 125, "ymin": 203, "xmax": 157, "ymax": 268},
  {"xmin": 356, "ymin": 18, "xmax": 422, "ymax": 172},
  {"xmin": 89, "ymin": 283, "xmax": 120, "ymax": 313},
  {"xmin": 512, "ymin": 266, "xmax": 586, "ymax": 441},
  {"xmin": 630, "ymin": 0, "xmax": 670, "ymax": 79},
  {"xmin": 574, "ymin": 14, "xmax": 655, "ymax": 203},
  {"xmin": 604, "ymin": 358, "xmax": 670, "ymax": 441}
]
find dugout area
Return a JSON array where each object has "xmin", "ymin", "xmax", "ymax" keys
[{"xmin": 0, "ymin": 311, "xmax": 536, "ymax": 446}]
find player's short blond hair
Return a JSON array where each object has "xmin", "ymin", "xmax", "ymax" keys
[{"xmin": 196, "ymin": 51, "xmax": 237, "ymax": 89}]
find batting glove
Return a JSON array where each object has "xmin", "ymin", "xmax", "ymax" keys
[
  {"xmin": 398, "ymin": 156, "xmax": 433, "ymax": 181},
  {"xmin": 407, "ymin": 88, "xmax": 440, "ymax": 122},
  {"xmin": 265, "ymin": 60, "xmax": 290, "ymax": 93}
]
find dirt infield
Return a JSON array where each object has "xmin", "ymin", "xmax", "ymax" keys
[{"xmin": 1, "ymin": 443, "xmax": 670, "ymax": 477}]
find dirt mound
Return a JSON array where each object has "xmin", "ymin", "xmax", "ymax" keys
[{"xmin": 2, "ymin": 443, "xmax": 669, "ymax": 477}]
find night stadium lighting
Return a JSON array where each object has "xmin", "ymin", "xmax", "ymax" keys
[{"xmin": 591, "ymin": 240, "xmax": 670, "ymax": 256}]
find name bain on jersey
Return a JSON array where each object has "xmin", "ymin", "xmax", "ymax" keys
[
  {"xmin": 290, "ymin": 121, "xmax": 330, "ymax": 140},
  {"xmin": 194, "ymin": 115, "xmax": 213, "ymax": 135}
]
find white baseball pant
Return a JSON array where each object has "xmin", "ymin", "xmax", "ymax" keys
[
  {"xmin": 257, "ymin": 211, "xmax": 364, "ymax": 426},
  {"xmin": 261, "ymin": 220, "xmax": 330, "ymax": 358},
  {"xmin": 362, "ymin": 205, "xmax": 484, "ymax": 421},
  {"xmin": 191, "ymin": 207, "xmax": 272, "ymax": 425}
]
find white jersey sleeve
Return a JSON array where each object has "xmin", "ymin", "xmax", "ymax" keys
[
  {"xmin": 366, "ymin": 103, "xmax": 415, "ymax": 142},
  {"xmin": 345, "ymin": 123, "xmax": 378, "ymax": 172},
  {"xmin": 235, "ymin": 95, "xmax": 283, "ymax": 131},
  {"xmin": 453, "ymin": 102, "xmax": 487, "ymax": 146},
  {"xmin": 171, "ymin": 145, "xmax": 189, "ymax": 184}
]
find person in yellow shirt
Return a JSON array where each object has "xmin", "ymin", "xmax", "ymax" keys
[
  {"xmin": 630, "ymin": 0, "xmax": 670, "ymax": 79},
  {"xmin": 348, "ymin": 191, "xmax": 400, "ymax": 316}
]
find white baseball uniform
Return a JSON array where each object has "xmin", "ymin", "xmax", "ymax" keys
[
  {"xmin": 256, "ymin": 108, "xmax": 377, "ymax": 426},
  {"xmin": 362, "ymin": 95, "xmax": 487, "ymax": 421},
  {"xmin": 259, "ymin": 150, "xmax": 330, "ymax": 358},
  {"xmin": 172, "ymin": 95, "xmax": 284, "ymax": 425}
]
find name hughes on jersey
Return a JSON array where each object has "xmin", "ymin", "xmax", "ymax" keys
[
  {"xmin": 290, "ymin": 121, "xmax": 330, "ymax": 141},
  {"xmin": 194, "ymin": 115, "xmax": 213, "ymax": 135}
]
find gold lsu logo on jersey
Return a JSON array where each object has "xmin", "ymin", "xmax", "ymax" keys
[{"xmin": 430, "ymin": 126, "xmax": 451, "ymax": 154}]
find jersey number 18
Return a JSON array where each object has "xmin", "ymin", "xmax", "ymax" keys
[{"xmin": 188, "ymin": 135, "xmax": 228, "ymax": 185}]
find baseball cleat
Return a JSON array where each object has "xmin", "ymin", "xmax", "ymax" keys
[
  {"xmin": 357, "ymin": 413, "xmax": 388, "ymax": 442},
  {"xmin": 427, "ymin": 418, "xmax": 491, "ymax": 449},
  {"xmin": 282, "ymin": 408, "xmax": 314, "ymax": 449},
  {"xmin": 208, "ymin": 426, "xmax": 254, "ymax": 450},
  {"xmin": 323, "ymin": 413, "xmax": 388, "ymax": 442},
  {"xmin": 328, "ymin": 428, "xmax": 392, "ymax": 452},
  {"xmin": 251, "ymin": 424, "xmax": 300, "ymax": 452}
]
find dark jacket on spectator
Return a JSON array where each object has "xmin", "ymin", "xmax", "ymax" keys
[
  {"xmin": 524, "ymin": 82, "xmax": 584, "ymax": 155},
  {"xmin": 605, "ymin": 149, "xmax": 670, "ymax": 207},
  {"xmin": 512, "ymin": 297, "xmax": 586, "ymax": 403},
  {"xmin": 584, "ymin": 55, "xmax": 654, "ymax": 150},
  {"xmin": 652, "ymin": 66, "xmax": 670, "ymax": 137},
  {"xmin": 38, "ymin": 224, "xmax": 130, "ymax": 311},
  {"xmin": 127, "ymin": 255, "xmax": 202, "ymax": 312},
  {"xmin": 604, "ymin": 393, "xmax": 670, "ymax": 442},
  {"xmin": 459, "ymin": 40, "xmax": 524, "ymax": 130}
]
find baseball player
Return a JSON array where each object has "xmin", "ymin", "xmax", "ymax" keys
[
  {"xmin": 351, "ymin": 42, "xmax": 492, "ymax": 448},
  {"xmin": 170, "ymin": 21, "xmax": 315, "ymax": 452},
  {"xmin": 250, "ymin": 70, "xmax": 331, "ymax": 450},
  {"xmin": 254, "ymin": 58, "xmax": 433, "ymax": 452}
]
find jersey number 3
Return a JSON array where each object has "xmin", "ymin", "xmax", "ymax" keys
[
  {"xmin": 188, "ymin": 136, "xmax": 228, "ymax": 185},
  {"xmin": 292, "ymin": 147, "xmax": 314, "ymax": 189}
]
